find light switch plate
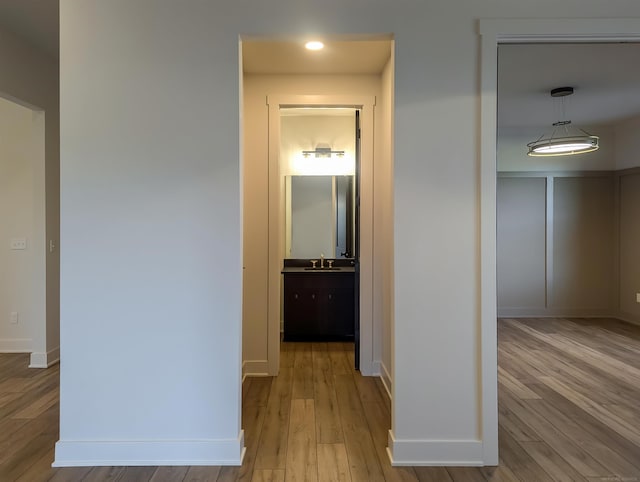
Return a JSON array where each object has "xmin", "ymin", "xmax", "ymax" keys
[
  {"xmin": 10, "ymin": 238, "xmax": 27, "ymax": 250},
  {"xmin": 10, "ymin": 312, "xmax": 18, "ymax": 324},
  {"xmin": 636, "ymin": 293, "xmax": 640, "ymax": 304}
]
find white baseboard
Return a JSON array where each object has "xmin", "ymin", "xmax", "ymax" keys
[
  {"xmin": 0, "ymin": 338, "xmax": 31, "ymax": 353},
  {"xmin": 387, "ymin": 431, "xmax": 483, "ymax": 466},
  {"xmin": 242, "ymin": 360, "xmax": 270, "ymax": 382},
  {"xmin": 380, "ymin": 362, "xmax": 392, "ymax": 402},
  {"xmin": 29, "ymin": 346, "xmax": 60, "ymax": 368},
  {"xmin": 53, "ymin": 431, "xmax": 245, "ymax": 467},
  {"xmin": 498, "ymin": 308, "xmax": 612, "ymax": 318},
  {"xmin": 498, "ymin": 309, "xmax": 640, "ymax": 327},
  {"xmin": 617, "ymin": 310, "xmax": 640, "ymax": 326},
  {"xmin": 360, "ymin": 358, "xmax": 375, "ymax": 376}
]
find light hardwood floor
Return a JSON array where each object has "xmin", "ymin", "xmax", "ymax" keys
[{"xmin": 1, "ymin": 318, "xmax": 639, "ymax": 481}]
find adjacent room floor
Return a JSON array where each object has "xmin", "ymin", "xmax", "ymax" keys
[{"xmin": 0, "ymin": 318, "xmax": 639, "ymax": 481}]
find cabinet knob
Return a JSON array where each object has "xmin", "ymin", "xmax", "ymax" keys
[
  {"xmin": 311, "ymin": 294, "xmax": 315, "ymax": 299},
  {"xmin": 328, "ymin": 294, "xmax": 332, "ymax": 300},
  {"xmin": 294, "ymin": 293, "xmax": 298, "ymax": 299}
]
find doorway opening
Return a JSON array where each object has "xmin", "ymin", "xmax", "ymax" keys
[
  {"xmin": 496, "ymin": 41, "xmax": 640, "ymax": 472},
  {"xmin": 240, "ymin": 36, "xmax": 395, "ymax": 383},
  {"xmin": 265, "ymin": 94, "xmax": 376, "ymax": 377},
  {"xmin": 479, "ymin": 19, "xmax": 640, "ymax": 465},
  {"xmin": 280, "ymin": 107, "xmax": 361, "ymax": 367},
  {"xmin": 0, "ymin": 95, "xmax": 48, "ymax": 367}
]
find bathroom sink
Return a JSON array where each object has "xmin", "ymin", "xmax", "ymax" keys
[{"xmin": 303, "ymin": 267, "xmax": 341, "ymax": 271}]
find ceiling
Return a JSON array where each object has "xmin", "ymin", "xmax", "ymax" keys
[
  {"xmin": 281, "ymin": 108, "xmax": 356, "ymax": 117},
  {"xmin": 0, "ymin": 0, "xmax": 58, "ymax": 58},
  {"xmin": 242, "ymin": 39, "xmax": 393, "ymax": 75},
  {"xmin": 498, "ymin": 43, "xmax": 640, "ymax": 129},
  {"xmin": 0, "ymin": 4, "xmax": 639, "ymax": 130}
]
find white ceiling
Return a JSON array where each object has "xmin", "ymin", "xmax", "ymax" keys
[
  {"xmin": 281, "ymin": 108, "xmax": 356, "ymax": 117},
  {"xmin": 498, "ymin": 43, "xmax": 640, "ymax": 128},
  {"xmin": 1, "ymin": 5, "xmax": 639, "ymax": 130},
  {"xmin": 0, "ymin": 0, "xmax": 58, "ymax": 58},
  {"xmin": 242, "ymin": 39, "xmax": 393, "ymax": 75}
]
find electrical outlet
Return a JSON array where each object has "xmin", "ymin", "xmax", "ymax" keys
[
  {"xmin": 10, "ymin": 238, "xmax": 27, "ymax": 250},
  {"xmin": 10, "ymin": 312, "xmax": 18, "ymax": 324}
]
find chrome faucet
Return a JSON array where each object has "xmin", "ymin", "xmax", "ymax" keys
[{"xmin": 320, "ymin": 253, "xmax": 324, "ymax": 269}]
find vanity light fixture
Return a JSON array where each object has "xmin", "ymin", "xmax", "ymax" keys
[
  {"xmin": 527, "ymin": 87, "xmax": 599, "ymax": 157},
  {"xmin": 305, "ymin": 40, "xmax": 324, "ymax": 51},
  {"xmin": 302, "ymin": 147, "xmax": 345, "ymax": 158}
]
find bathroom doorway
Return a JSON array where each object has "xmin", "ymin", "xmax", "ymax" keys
[
  {"xmin": 280, "ymin": 107, "xmax": 361, "ymax": 368},
  {"xmin": 264, "ymin": 96, "xmax": 375, "ymax": 376},
  {"xmin": 240, "ymin": 36, "xmax": 394, "ymax": 380}
]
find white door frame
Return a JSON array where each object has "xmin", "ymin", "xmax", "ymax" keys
[
  {"xmin": 266, "ymin": 94, "xmax": 377, "ymax": 375},
  {"xmin": 478, "ymin": 18, "xmax": 640, "ymax": 464}
]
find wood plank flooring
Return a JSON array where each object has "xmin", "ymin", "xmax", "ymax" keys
[{"xmin": 1, "ymin": 318, "xmax": 639, "ymax": 481}]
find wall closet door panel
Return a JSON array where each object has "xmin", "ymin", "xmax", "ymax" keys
[
  {"xmin": 497, "ymin": 177, "xmax": 547, "ymax": 311},
  {"xmin": 552, "ymin": 176, "xmax": 614, "ymax": 310}
]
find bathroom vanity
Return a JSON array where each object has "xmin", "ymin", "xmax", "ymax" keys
[{"xmin": 282, "ymin": 265, "xmax": 355, "ymax": 341}]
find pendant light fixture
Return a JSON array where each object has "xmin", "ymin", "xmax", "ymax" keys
[{"xmin": 527, "ymin": 87, "xmax": 599, "ymax": 157}]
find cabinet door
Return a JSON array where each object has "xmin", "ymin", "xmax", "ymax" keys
[
  {"xmin": 324, "ymin": 276, "xmax": 355, "ymax": 337},
  {"xmin": 284, "ymin": 276, "xmax": 321, "ymax": 337}
]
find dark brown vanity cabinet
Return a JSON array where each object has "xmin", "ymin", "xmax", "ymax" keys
[{"xmin": 283, "ymin": 270, "xmax": 355, "ymax": 341}]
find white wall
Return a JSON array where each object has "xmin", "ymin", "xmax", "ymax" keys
[
  {"xmin": 0, "ymin": 24, "xmax": 59, "ymax": 367},
  {"xmin": 497, "ymin": 174, "xmax": 615, "ymax": 317},
  {"xmin": 553, "ymin": 176, "xmax": 614, "ymax": 310},
  {"xmin": 618, "ymin": 172, "xmax": 640, "ymax": 323},
  {"xmin": 613, "ymin": 116, "xmax": 640, "ymax": 324},
  {"xmin": 0, "ymin": 99, "xmax": 38, "ymax": 352},
  {"xmin": 615, "ymin": 114, "xmax": 640, "ymax": 169},
  {"xmin": 57, "ymin": 2, "xmax": 242, "ymax": 465},
  {"xmin": 497, "ymin": 177, "xmax": 547, "ymax": 311},
  {"xmin": 60, "ymin": 0, "xmax": 640, "ymax": 467},
  {"xmin": 377, "ymin": 53, "xmax": 394, "ymax": 399}
]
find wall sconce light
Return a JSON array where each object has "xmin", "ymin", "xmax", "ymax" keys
[
  {"xmin": 527, "ymin": 87, "xmax": 599, "ymax": 157},
  {"xmin": 302, "ymin": 147, "xmax": 345, "ymax": 158}
]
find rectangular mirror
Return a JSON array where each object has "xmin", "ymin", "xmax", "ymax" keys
[{"xmin": 285, "ymin": 175, "xmax": 355, "ymax": 259}]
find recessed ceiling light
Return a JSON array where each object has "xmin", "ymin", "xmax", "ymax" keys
[{"xmin": 305, "ymin": 41, "xmax": 324, "ymax": 51}]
